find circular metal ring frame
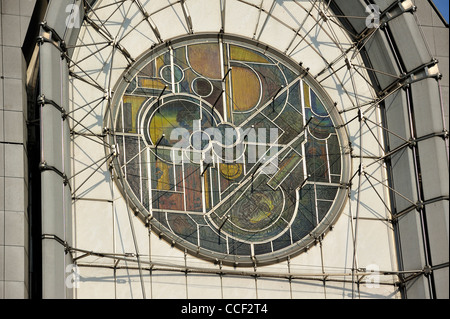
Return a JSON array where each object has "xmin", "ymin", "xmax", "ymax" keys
[{"xmin": 106, "ymin": 33, "xmax": 352, "ymax": 267}]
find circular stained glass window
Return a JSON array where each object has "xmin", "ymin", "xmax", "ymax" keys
[{"xmin": 107, "ymin": 35, "xmax": 351, "ymax": 266}]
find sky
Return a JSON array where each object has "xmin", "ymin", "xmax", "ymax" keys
[{"xmin": 433, "ymin": 0, "xmax": 450, "ymax": 23}]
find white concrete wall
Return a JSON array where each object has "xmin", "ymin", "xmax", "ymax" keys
[
  {"xmin": 68, "ymin": 0, "xmax": 400, "ymax": 299},
  {"xmin": 0, "ymin": 0, "xmax": 36, "ymax": 299}
]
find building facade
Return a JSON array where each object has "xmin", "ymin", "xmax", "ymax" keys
[{"xmin": 0, "ymin": 0, "xmax": 448, "ymax": 299}]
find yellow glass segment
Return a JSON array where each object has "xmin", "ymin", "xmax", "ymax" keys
[
  {"xmin": 220, "ymin": 163, "xmax": 243, "ymax": 180},
  {"xmin": 231, "ymin": 66, "xmax": 260, "ymax": 111},
  {"xmin": 123, "ymin": 95, "xmax": 147, "ymax": 133},
  {"xmin": 139, "ymin": 78, "xmax": 167, "ymax": 89},
  {"xmin": 155, "ymin": 161, "xmax": 171, "ymax": 191},
  {"xmin": 148, "ymin": 112, "xmax": 178, "ymax": 144},
  {"xmin": 303, "ymin": 82, "xmax": 311, "ymax": 108},
  {"xmin": 230, "ymin": 45, "xmax": 270, "ymax": 63}
]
